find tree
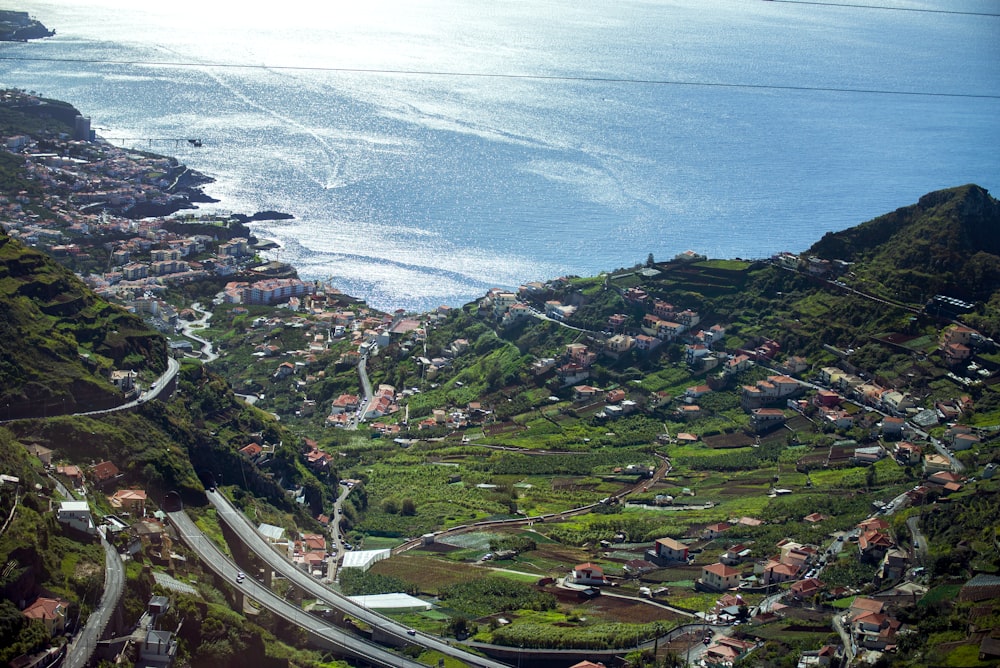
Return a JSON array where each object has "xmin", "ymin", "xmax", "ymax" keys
[
  {"xmin": 646, "ymin": 253, "xmax": 655, "ymax": 267},
  {"xmin": 401, "ymin": 498, "xmax": 416, "ymax": 516}
]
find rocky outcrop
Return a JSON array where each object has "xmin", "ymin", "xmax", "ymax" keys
[{"xmin": 0, "ymin": 11, "xmax": 54, "ymax": 42}]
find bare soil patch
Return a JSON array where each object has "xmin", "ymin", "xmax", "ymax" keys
[
  {"xmin": 703, "ymin": 433, "xmax": 753, "ymax": 448},
  {"xmin": 547, "ymin": 587, "xmax": 686, "ymax": 624}
]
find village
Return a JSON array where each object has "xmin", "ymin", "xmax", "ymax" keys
[{"xmin": 1, "ymin": 86, "xmax": 999, "ymax": 667}]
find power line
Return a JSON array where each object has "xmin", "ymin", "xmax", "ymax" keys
[
  {"xmin": 2, "ymin": 54, "xmax": 999, "ymax": 100},
  {"xmin": 764, "ymin": 0, "xmax": 1000, "ymax": 17}
]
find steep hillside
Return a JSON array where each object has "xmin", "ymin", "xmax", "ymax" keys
[
  {"xmin": 808, "ymin": 184, "xmax": 1000, "ymax": 304},
  {"xmin": 0, "ymin": 229, "xmax": 167, "ymax": 418}
]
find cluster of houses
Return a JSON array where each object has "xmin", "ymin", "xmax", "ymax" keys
[
  {"xmin": 561, "ymin": 510, "xmax": 928, "ymax": 664},
  {"xmin": 0, "ymin": 93, "xmax": 197, "ymax": 244},
  {"xmin": 817, "ymin": 367, "xmax": 918, "ymax": 420},
  {"xmin": 325, "ymin": 385, "xmax": 401, "ymax": 428}
]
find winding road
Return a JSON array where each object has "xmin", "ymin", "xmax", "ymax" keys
[{"xmin": 177, "ymin": 302, "xmax": 219, "ymax": 363}]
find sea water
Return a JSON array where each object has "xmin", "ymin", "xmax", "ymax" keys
[{"xmin": 2, "ymin": 0, "xmax": 998, "ymax": 311}]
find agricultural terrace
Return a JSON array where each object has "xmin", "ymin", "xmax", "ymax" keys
[{"xmin": 337, "ymin": 376, "xmax": 923, "ymax": 644}]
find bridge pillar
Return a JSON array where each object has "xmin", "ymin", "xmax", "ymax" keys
[
  {"xmin": 263, "ymin": 568, "xmax": 273, "ymax": 588},
  {"xmin": 234, "ymin": 589, "xmax": 245, "ymax": 613},
  {"xmin": 371, "ymin": 626, "xmax": 410, "ymax": 647}
]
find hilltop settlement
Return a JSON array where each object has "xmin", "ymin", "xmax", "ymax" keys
[{"xmin": 1, "ymin": 87, "xmax": 999, "ymax": 668}]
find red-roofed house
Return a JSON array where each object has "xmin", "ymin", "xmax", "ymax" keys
[
  {"xmin": 605, "ymin": 389, "xmax": 626, "ymax": 404},
  {"xmin": 108, "ymin": 489, "xmax": 147, "ymax": 514},
  {"xmin": 849, "ymin": 596, "xmax": 884, "ymax": 616},
  {"xmin": 704, "ymin": 637, "xmax": 756, "ymax": 667},
  {"xmin": 798, "ymin": 645, "xmax": 837, "ymax": 667},
  {"xmin": 762, "ymin": 560, "xmax": 800, "ymax": 585},
  {"xmin": 814, "ymin": 389, "xmax": 841, "ymax": 408},
  {"xmin": 721, "ymin": 544, "xmax": 752, "ymax": 566},
  {"xmin": 851, "ymin": 611, "xmax": 902, "ymax": 650},
  {"xmin": 701, "ymin": 563, "xmax": 741, "ymax": 592},
  {"xmin": 790, "ymin": 577, "xmax": 825, "ymax": 600},
  {"xmin": 928, "ymin": 470, "xmax": 965, "ymax": 487},
  {"xmin": 572, "ymin": 563, "xmax": 607, "ymax": 585},
  {"xmin": 702, "ymin": 522, "xmax": 731, "ymax": 540},
  {"xmin": 22, "ymin": 597, "xmax": 70, "ymax": 636},
  {"xmin": 686, "ymin": 384, "xmax": 712, "ymax": 400},
  {"xmin": 573, "ymin": 385, "xmax": 602, "ymax": 402},
  {"xmin": 330, "ymin": 393, "xmax": 360, "ymax": 414},
  {"xmin": 857, "ymin": 517, "xmax": 890, "ymax": 532},
  {"xmin": 56, "ymin": 464, "xmax": 83, "ymax": 487},
  {"xmin": 92, "ymin": 460, "xmax": 120, "ymax": 484},
  {"xmin": 240, "ymin": 442, "xmax": 263, "ymax": 460},
  {"xmin": 859, "ymin": 529, "xmax": 895, "ymax": 563},
  {"xmin": 302, "ymin": 533, "xmax": 326, "ymax": 552}
]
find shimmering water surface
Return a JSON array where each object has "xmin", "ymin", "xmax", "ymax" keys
[{"xmin": 3, "ymin": 0, "xmax": 998, "ymax": 311}]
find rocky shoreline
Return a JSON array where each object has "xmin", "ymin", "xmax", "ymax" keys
[{"xmin": 0, "ymin": 10, "xmax": 54, "ymax": 42}]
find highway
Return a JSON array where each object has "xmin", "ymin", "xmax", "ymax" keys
[
  {"xmin": 204, "ymin": 490, "xmax": 512, "ymax": 668},
  {"xmin": 166, "ymin": 506, "xmax": 430, "ymax": 668}
]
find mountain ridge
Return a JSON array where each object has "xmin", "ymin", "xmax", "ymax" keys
[{"xmin": 808, "ymin": 184, "xmax": 1000, "ymax": 304}]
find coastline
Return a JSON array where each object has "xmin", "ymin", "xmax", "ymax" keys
[{"xmin": 0, "ymin": 10, "xmax": 54, "ymax": 42}]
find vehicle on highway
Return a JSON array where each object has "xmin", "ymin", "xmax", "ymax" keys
[{"xmin": 236, "ymin": 571, "xmax": 245, "ymax": 583}]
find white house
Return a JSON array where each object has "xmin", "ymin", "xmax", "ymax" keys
[
  {"xmin": 57, "ymin": 500, "xmax": 96, "ymax": 535},
  {"xmin": 571, "ymin": 562, "xmax": 607, "ymax": 585}
]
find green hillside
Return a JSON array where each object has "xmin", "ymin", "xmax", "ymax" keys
[
  {"xmin": 809, "ymin": 184, "xmax": 1000, "ymax": 306},
  {"xmin": 0, "ymin": 230, "xmax": 167, "ymax": 417}
]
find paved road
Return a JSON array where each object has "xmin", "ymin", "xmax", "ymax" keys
[
  {"xmin": 178, "ymin": 302, "xmax": 219, "ymax": 363},
  {"xmin": 0, "ymin": 356, "xmax": 181, "ymax": 425},
  {"xmin": 907, "ymin": 516, "xmax": 929, "ymax": 565},
  {"xmin": 64, "ymin": 531, "xmax": 124, "ymax": 668},
  {"xmin": 166, "ymin": 505, "xmax": 429, "ymax": 668},
  {"xmin": 76, "ymin": 356, "xmax": 180, "ymax": 415},
  {"xmin": 833, "ymin": 611, "xmax": 857, "ymax": 664},
  {"xmin": 204, "ymin": 490, "xmax": 511, "ymax": 668},
  {"xmin": 349, "ymin": 351, "xmax": 372, "ymax": 429},
  {"xmin": 326, "ymin": 483, "xmax": 352, "ymax": 581},
  {"xmin": 912, "ymin": 429, "xmax": 965, "ymax": 473}
]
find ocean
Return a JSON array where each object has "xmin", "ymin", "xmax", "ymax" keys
[{"xmin": 2, "ymin": 0, "xmax": 998, "ymax": 312}]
